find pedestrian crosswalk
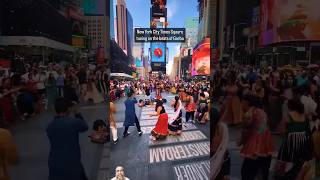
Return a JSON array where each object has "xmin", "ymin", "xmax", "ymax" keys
[
  {"xmin": 135, "ymin": 99, "xmax": 211, "ymax": 179},
  {"xmin": 113, "ymin": 95, "xmax": 210, "ymax": 179}
]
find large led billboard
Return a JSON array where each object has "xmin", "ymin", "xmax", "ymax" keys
[
  {"xmin": 83, "ymin": 0, "xmax": 105, "ymax": 15},
  {"xmin": 135, "ymin": 58, "xmax": 143, "ymax": 67},
  {"xmin": 192, "ymin": 38, "xmax": 210, "ymax": 76},
  {"xmin": 260, "ymin": 0, "xmax": 320, "ymax": 45},
  {"xmin": 151, "ymin": 42, "xmax": 166, "ymax": 62}
]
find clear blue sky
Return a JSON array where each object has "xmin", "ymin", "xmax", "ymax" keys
[{"xmin": 113, "ymin": 0, "xmax": 199, "ymax": 74}]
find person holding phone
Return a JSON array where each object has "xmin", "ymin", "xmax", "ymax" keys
[
  {"xmin": 46, "ymin": 98, "xmax": 88, "ymax": 180},
  {"xmin": 123, "ymin": 92, "xmax": 143, "ymax": 137}
]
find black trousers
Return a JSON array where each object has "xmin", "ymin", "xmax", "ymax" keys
[
  {"xmin": 241, "ymin": 156, "xmax": 272, "ymax": 180},
  {"xmin": 57, "ymin": 86, "xmax": 64, "ymax": 97},
  {"xmin": 124, "ymin": 116, "xmax": 141, "ymax": 135},
  {"xmin": 185, "ymin": 111, "xmax": 195, "ymax": 122}
]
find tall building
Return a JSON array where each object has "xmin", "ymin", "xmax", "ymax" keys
[
  {"xmin": 116, "ymin": 0, "xmax": 128, "ymax": 54},
  {"xmin": 170, "ymin": 56, "xmax": 180, "ymax": 80},
  {"xmin": 185, "ymin": 17, "xmax": 199, "ymax": 48},
  {"xmin": 133, "ymin": 27, "xmax": 144, "ymax": 78},
  {"xmin": 114, "ymin": 17, "xmax": 118, "ymax": 42},
  {"xmin": 86, "ymin": 16, "xmax": 104, "ymax": 49},
  {"xmin": 126, "ymin": 9, "xmax": 133, "ymax": 57},
  {"xmin": 110, "ymin": 0, "xmax": 115, "ymax": 39},
  {"xmin": 197, "ymin": 0, "xmax": 209, "ymax": 42},
  {"xmin": 0, "ymin": 0, "xmax": 74, "ymax": 63}
]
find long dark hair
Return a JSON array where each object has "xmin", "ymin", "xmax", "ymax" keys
[
  {"xmin": 174, "ymin": 96, "xmax": 180, "ymax": 110},
  {"xmin": 155, "ymin": 100, "xmax": 163, "ymax": 112}
]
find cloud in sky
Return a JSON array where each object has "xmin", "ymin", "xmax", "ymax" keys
[{"xmin": 167, "ymin": 1, "xmax": 179, "ymax": 19}]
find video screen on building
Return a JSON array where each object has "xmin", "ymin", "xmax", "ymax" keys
[
  {"xmin": 151, "ymin": 42, "xmax": 166, "ymax": 62},
  {"xmin": 83, "ymin": 0, "xmax": 105, "ymax": 15},
  {"xmin": 135, "ymin": 58, "xmax": 143, "ymax": 67},
  {"xmin": 260, "ymin": 0, "xmax": 320, "ymax": 45},
  {"xmin": 192, "ymin": 38, "xmax": 210, "ymax": 76}
]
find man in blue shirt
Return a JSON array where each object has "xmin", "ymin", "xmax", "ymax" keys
[
  {"xmin": 46, "ymin": 98, "xmax": 88, "ymax": 180},
  {"xmin": 123, "ymin": 92, "xmax": 143, "ymax": 137}
]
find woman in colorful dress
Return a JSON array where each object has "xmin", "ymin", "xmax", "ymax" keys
[
  {"xmin": 196, "ymin": 93, "xmax": 209, "ymax": 124},
  {"xmin": 220, "ymin": 79, "xmax": 242, "ymax": 125},
  {"xmin": 168, "ymin": 96, "xmax": 183, "ymax": 135},
  {"xmin": 178, "ymin": 85, "xmax": 186, "ymax": 102},
  {"xmin": 185, "ymin": 91, "xmax": 197, "ymax": 124},
  {"xmin": 150, "ymin": 101, "xmax": 168, "ymax": 141},
  {"xmin": 274, "ymin": 98, "xmax": 313, "ymax": 180},
  {"xmin": 84, "ymin": 71, "xmax": 104, "ymax": 104},
  {"xmin": 239, "ymin": 95, "xmax": 275, "ymax": 180},
  {"xmin": 212, "ymin": 106, "xmax": 230, "ymax": 180},
  {"xmin": 0, "ymin": 78, "xmax": 17, "ymax": 126}
]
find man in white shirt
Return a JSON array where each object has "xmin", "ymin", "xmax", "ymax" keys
[{"xmin": 111, "ymin": 166, "xmax": 129, "ymax": 180}]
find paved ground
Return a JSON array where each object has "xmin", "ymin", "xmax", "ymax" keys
[
  {"xmin": 109, "ymin": 92, "xmax": 210, "ymax": 180},
  {"xmin": 8, "ymin": 101, "xmax": 108, "ymax": 180}
]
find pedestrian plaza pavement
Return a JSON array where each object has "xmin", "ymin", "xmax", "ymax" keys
[{"xmin": 108, "ymin": 93, "xmax": 210, "ymax": 180}]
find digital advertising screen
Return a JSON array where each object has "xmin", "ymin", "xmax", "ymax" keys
[
  {"xmin": 260, "ymin": 0, "xmax": 320, "ymax": 45},
  {"xmin": 83, "ymin": 0, "xmax": 105, "ymax": 15},
  {"xmin": 151, "ymin": 42, "xmax": 166, "ymax": 62},
  {"xmin": 72, "ymin": 35, "xmax": 86, "ymax": 48},
  {"xmin": 135, "ymin": 58, "xmax": 143, "ymax": 67},
  {"xmin": 192, "ymin": 38, "xmax": 210, "ymax": 76}
]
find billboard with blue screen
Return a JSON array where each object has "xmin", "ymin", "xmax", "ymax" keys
[
  {"xmin": 151, "ymin": 42, "xmax": 166, "ymax": 62},
  {"xmin": 135, "ymin": 58, "xmax": 143, "ymax": 67},
  {"xmin": 83, "ymin": 0, "xmax": 104, "ymax": 15}
]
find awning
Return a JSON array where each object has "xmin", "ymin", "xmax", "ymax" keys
[
  {"xmin": 110, "ymin": 73, "xmax": 134, "ymax": 79},
  {"xmin": 0, "ymin": 36, "xmax": 75, "ymax": 52}
]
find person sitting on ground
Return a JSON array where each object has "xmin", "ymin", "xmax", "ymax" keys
[
  {"xmin": 138, "ymin": 99, "xmax": 145, "ymax": 107},
  {"xmin": 89, "ymin": 119, "xmax": 107, "ymax": 144},
  {"xmin": 150, "ymin": 101, "xmax": 168, "ymax": 141}
]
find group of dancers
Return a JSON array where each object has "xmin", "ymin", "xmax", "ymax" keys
[{"xmin": 150, "ymin": 95, "xmax": 183, "ymax": 141}]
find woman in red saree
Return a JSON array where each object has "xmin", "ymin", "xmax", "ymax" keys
[
  {"xmin": 0, "ymin": 78, "xmax": 17, "ymax": 126},
  {"xmin": 150, "ymin": 101, "xmax": 168, "ymax": 141}
]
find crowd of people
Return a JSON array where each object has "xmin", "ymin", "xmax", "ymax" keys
[
  {"xmin": 109, "ymin": 75, "xmax": 210, "ymax": 144},
  {"xmin": 0, "ymin": 62, "xmax": 109, "ymax": 128},
  {"xmin": 0, "ymin": 62, "xmax": 111, "ymax": 180},
  {"xmin": 212, "ymin": 64, "xmax": 320, "ymax": 180}
]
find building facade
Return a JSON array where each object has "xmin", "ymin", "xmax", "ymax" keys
[
  {"xmin": 116, "ymin": 0, "xmax": 128, "ymax": 54},
  {"xmin": 86, "ymin": 16, "xmax": 105, "ymax": 49},
  {"xmin": 185, "ymin": 17, "xmax": 199, "ymax": 48},
  {"xmin": 0, "ymin": 0, "xmax": 75, "ymax": 64},
  {"xmin": 110, "ymin": 0, "xmax": 115, "ymax": 39},
  {"xmin": 126, "ymin": 9, "xmax": 133, "ymax": 58}
]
